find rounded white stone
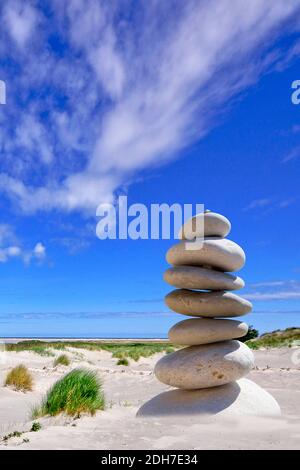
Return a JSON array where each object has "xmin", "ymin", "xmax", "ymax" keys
[
  {"xmin": 165, "ymin": 290, "xmax": 252, "ymax": 317},
  {"xmin": 164, "ymin": 266, "xmax": 244, "ymax": 291},
  {"xmin": 154, "ymin": 340, "xmax": 254, "ymax": 389},
  {"xmin": 137, "ymin": 378, "xmax": 281, "ymax": 418},
  {"xmin": 179, "ymin": 211, "xmax": 231, "ymax": 239},
  {"xmin": 169, "ymin": 318, "xmax": 248, "ymax": 345},
  {"xmin": 166, "ymin": 238, "xmax": 245, "ymax": 272}
]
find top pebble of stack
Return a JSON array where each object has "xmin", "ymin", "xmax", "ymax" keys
[
  {"xmin": 166, "ymin": 211, "xmax": 245, "ymax": 272},
  {"xmin": 179, "ymin": 211, "xmax": 231, "ymax": 239}
]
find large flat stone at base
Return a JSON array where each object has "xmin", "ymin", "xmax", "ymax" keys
[{"xmin": 137, "ymin": 379, "xmax": 280, "ymax": 418}]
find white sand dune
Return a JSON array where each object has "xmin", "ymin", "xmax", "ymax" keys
[{"xmin": 0, "ymin": 347, "xmax": 299, "ymax": 450}]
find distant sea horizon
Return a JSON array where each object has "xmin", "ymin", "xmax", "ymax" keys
[{"xmin": 0, "ymin": 335, "xmax": 168, "ymax": 343}]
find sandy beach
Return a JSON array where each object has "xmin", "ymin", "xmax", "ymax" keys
[{"xmin": 0, "ymin": 345, "xmax": 299, "ymax": 450}]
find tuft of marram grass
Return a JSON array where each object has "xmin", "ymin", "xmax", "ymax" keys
[
  {"xmin": 54, "ymin": 354, "xmax": 70, "ymax": 367},
  {"xmin": 5, "ymin": 365, "xmax": 33, "ymax": 392},
  {"xmin": 32, "ymin": 368, "xmax": 105, "ymax": 418},
  {"xmin": 117, "ymin": 357, "xmax": 129, "ymax": 366}
]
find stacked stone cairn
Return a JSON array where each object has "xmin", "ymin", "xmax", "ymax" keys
[{"xmin": 138, "ymin": 211, "xmax": 280, "ymax": 417}]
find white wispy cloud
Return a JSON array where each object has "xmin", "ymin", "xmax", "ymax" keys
[
  {"xmin": 282, "ymin": 145, "xmax": 300, "ymax": 163},
  {"xmin": 3, "ymin": 1, "xmax": 38, "ymax": 49},
  {"xmin": 1, "ymin": 0, "xmax": 300, "ymax": 214},
  {"xmin": 246, "ymin": 292, "xmax": 300, "ymax": 300},
  {"xmin": 0, "ymin": 223, "xmax": 46, "ymax": 264},
  {"xmin": 243, "ymin": 198, "xmax": 273, "ymax": 211},
  {"xmin": 250, "ymin": 280, "xmax": 293, "ymax": 288},
  {"xmin": 0, "ymin": 311, "xmax": 171, "ymax": 320},
  {"xmin": 244, "ymin": 279, "xmax": 300, "ymax": 301},
  {"xmin": 277, "ymin": 198, "xmax": 296, "ymax": 208},
  {"xmin": 243, "ymin": 197, "xmax": 296, "ymax": 212},
  {"xmin": 33, "ymin": 242, "xmax": 46, "ymax": 259},
  {"xmin": 0, "ymin": 223, "xmax": 17, "ymax": 246}
]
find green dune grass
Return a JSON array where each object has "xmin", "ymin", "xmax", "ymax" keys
[
  {"xmin": 32, "ymin": 368, "xmax": 105, "ymax": 418},
  {"xmin": 246, "ymin": 327, "xmax": 300, "ymax": 349},
  {"xmin": 54, "ymin": 354, "xmax": 71, "ymax": 366},
  {"xmin": 6, "ymin": 340, "xmax": 173, "ymax": 361}
]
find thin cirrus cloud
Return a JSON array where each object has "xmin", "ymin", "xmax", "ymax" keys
[
  {"xmin": 243, "ymin": 198, "xmax": 273, "ymax": 211},
  {"xmin": 243, "ymin": 198, "xmax": 296, "ymax": 211},
  {"xmin": 282, "ymin": 145, "xmax": 300, "ymax": 163},
  {"xmin": 1, "ymin": 1, "xmax": 300, "ymax": 214},
  {"xmin": 0, "ymin": 311, "xmax": 171, "ymax": 320},
  {"xmin": 244, "ymin": 280, "xmax": 300, "ymax": 301}
]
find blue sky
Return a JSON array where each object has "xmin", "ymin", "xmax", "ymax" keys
[{"xmin": 0, "ymin": 0, "xmax": 300, "ymax": 337}]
